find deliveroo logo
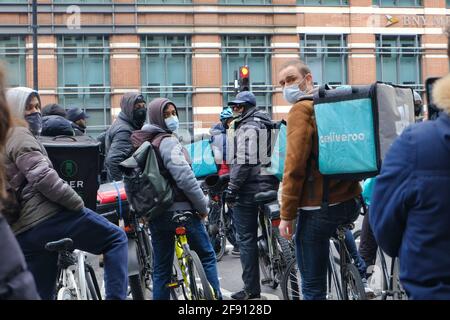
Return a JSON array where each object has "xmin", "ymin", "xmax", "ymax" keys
[{"xmin": 61, "ymin": 160, "xmax": 78, "ymax": 178}]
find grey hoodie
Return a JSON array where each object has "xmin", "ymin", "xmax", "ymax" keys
[{"xmin": 4, "ymin": 88, "xmax": 84, "ymax": 235}]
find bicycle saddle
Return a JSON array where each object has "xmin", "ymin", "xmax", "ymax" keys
[
  {"xmin": 254, "ymin": 191, "xmax": 278, "ymax": 204},
  {"xmin": 45, "ymin": 238, "xmax": 74, "ymax": 252},
  {"xmin": 172, "ymin": 211, "xmax": 193, "ymax": 224}
]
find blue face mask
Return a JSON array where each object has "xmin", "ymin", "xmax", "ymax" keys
[
  {"xmin": 24, "ymin": 112, "xmax": 42, "ymax": 136},
  {"xmin": 165, "ymin": 115, "xmax": 179, "ymax": 132},
  {"xmin": 282, "ymin": 78, "xmax": 308, "ymax": 105}
]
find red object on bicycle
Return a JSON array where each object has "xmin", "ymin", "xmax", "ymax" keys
[
  {"xmin": 218, "ymin": 162, "xmax": 230, "ymax": 176},
  {"xmin": 96, "ymin": 181, "xmax": 127, "ymax": 205},
  {"xmin": 176, "ymin": 227, "xmax": 186, "ymax": 235}
]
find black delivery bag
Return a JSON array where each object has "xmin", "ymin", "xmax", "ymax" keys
[{"xmin": 39, "ymin": 135, "xmax": 101, "ymax": 211}]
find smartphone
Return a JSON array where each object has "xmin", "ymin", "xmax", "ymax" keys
[{"xmin": 425, "ymin": 77, "xmax": 441, "ymax": 120}]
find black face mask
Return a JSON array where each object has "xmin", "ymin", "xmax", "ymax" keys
[
  {"xmin": 25, "ymin": 112, "xmax": 42, "ymax": 136},
  {"xmin": 133, "ymin": 108, "xmax": 147, "ymax": 128}
]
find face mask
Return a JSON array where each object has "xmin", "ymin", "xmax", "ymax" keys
[
  {"xmin": 165, "ymin": 115, "xmax": 179, "ymax": 132},
  {"xmin": 25, "ymin": 112, "xmax": 42, "ymax": 136},
  {"xmin": 282, "ymin": 78, "xmax": 308, "ymax": 105},
  {"xmin": 133, "ymin": 108, "xmax": 147, "ymax": 128}
]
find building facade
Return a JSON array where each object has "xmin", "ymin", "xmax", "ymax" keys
[{"xmin": 0, "ymin": 0, "xmax": 448, "ymax": 135}]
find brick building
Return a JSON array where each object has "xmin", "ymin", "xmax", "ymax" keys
[{"xmin": 0, "ymin": 0, "xmax": 448, "ymax": 135}]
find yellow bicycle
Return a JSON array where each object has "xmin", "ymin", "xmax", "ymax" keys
[{"xmin": 167, "ymin": 211, "xmax": 215, "ymax": 300}]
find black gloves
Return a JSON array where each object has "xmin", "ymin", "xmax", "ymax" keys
[{"xmin": 224, "ymin": 185, "xmax": 238, "ymax": 207}]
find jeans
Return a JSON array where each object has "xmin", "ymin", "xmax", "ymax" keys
[
  {"xmin": 344, "ymin": 229, "xmax": 367, "ymax": 280},
  {"xmin": 16, "ymin": 207, "xmax": 128, "ymax": 300},
  {"xmin": 233, "ymin": 193, "xmax": 260, "ymax": 295},
  {"xmin": 149, "ymin": 212, "xmax": 222, "ymax": 300},
  {"xmin": 295, "ymin": 198, "xmax": 361, "ymax": 300}
]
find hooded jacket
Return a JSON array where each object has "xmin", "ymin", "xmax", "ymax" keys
[
  {"xmin": 370, "ymin": 73, "xmax": 450, "ymax": 300},
  {"xmin": 5, "ymin": 87, "xmax": 41, "ymax": 120},
  {"xmin": 42, "ymin": 115, "xmax": 75, "ymax": 137},
  {"xmin": 228, "ymin": 107, "xmax": 278, "ymax": 194},
  {"xmin": 105, "ymin": 93, "xmax": 145, "ymax": 181},
  {"xmin": 4, "ymin": 87, "xmax": 84, "ymax": 235},
  {"xmin": 130, "ymin": 98, "xmax": 208, "ymax": 214},
  {"xmin": 209, "ymin": 122, "xmax": 227, "ymax": 165}
]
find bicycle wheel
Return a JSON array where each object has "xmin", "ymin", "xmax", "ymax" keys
[
  {"xmin": 258, "ymin": 236, "xmax": 277, "ymax": 289},
  {"xmin": 57, "ymin": 287, "xmax": 77, "ymax": 300},
  {"xmin": 378, "ymin": 249, "xmax": 390, "ymax": 300},
  {"xmin": 214, "ymin": 234, "xmax": 227, "ymax": 262},
  {"xmin": 281, "ymin": 259, "xmax": 302, "ymax": 300},
  {"xmin": 342, "ymin": 263, "xmax": 367, "ymax": 300},
  {"xmin": 185, "ymin": 250, "xmax": 215, "ymax": 300},
  {"xmin": 86, "ymin": 264, "xmax": 101, "ymax": 300},
  {"xmin": 273, "ymin": 229, "xmax": 295, "ymax": 285},
  {"xmin": 129, "ymin": 274, "xmax": 146, "ymax": 300},
  {"xmin": 392, "ymin": 258, "xmax": 407, "ymax": 300}
]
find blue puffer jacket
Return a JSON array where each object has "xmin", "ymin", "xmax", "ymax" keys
[{"xmin": 370, "ymin": 75, "xmax": 450, "ymax": 300}]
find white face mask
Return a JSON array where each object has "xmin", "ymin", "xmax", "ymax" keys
[{"xmin": 282, "ymin": 77, "xmax": 308, "ymax": 105}]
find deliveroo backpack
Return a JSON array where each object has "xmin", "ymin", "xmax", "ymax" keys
[
  {"xmin": 119, "ymin": 134, "xmax": 173, "ymax": 221},
  {"xmin": 313, "ymin": 84, "xmax": 381, "ymax": 180}
]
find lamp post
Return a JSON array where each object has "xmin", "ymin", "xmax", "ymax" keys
[{"xmin": 32, "ymin": 0, "xmax": 38, "ymax": 91}]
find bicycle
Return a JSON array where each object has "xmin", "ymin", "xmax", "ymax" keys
[
  {"xmin": 281, "ymin": 223, "xmax": 366, "ymax": 300},
  {"xmin": 97, "ymin": 181, "xmax": 153, "ymax": 300},
  {"xmin": 45, "ymin": 238, "xmax": 102, "ymax": 300},
  {"xmin": 353, "ymin": 229, "xmax": 407, "ymax": 300},
  {"xmin": 255, "ymin": 190, "xmax": 295, "ymax": 290},
  {"xmin": 167, "ymin": 211, "xmax": 216, "ymax": 300},
  {"xmin": 202, "ymin": 174, "xmax": 238, "ymax": 261}
]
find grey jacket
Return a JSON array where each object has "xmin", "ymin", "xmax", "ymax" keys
[
  {"xmin": 5, "ymin": 126, "xmax": 84, "ymax": 235},
  {"xmin": 132, "ymin": 124, "xmax": 208, "ymax": 214},
  {"xmin": 105, "ymin": 93, "xmax": 143, "ymax": 181}
]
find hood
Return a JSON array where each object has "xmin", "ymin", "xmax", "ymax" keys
[
  {"xmin": 209, "ymin": 122, "xmax": 225, "ymax": 136},
  {"xmin": 130, "ymin": 124, "xmax": 168, "ymax": 149},
  {"xmin": 236, "ymin": 107, "xmax": 273, "ymax": 128},
  {"xmin": 432, "ymin": 74, "xmax": 450, "ymax": 115},
  {"xmin": 120, "ymin": 92, "xmax": 144, "ymax": 121},
  {"xmin": 6, "ymin": 87, "xmax": 41, "ymax": 119},
  {"xmin": 147, "ymin": 97, "xmax": 178, "ymax": 132}
]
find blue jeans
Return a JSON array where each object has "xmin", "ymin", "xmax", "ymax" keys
[
  {"xmin": 233, "ymin": 194, "xmax": 260, "ymax": 295},
  {"xmin": 344, "ymin": 229, "xmax": 367, "ymax": 280},
  {"xmin": 149, "ymin": 212, "xmax": 222, "ymax": 300},
  {"xmin": 16, "ymin": 207, "xmax": 128, "ymax": 300},
  {"xmin": 295, "ymin": 198, "xmax": 361, "ymax": 300}
]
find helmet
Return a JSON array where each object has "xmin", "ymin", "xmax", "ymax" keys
[{"xmin": 220, "ymin": 107, "xmax": 233, "ymax": 121}]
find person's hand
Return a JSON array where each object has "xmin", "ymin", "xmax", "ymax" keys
[
  {"xmin": 224, "ymin": 187, "xmax": 237, "ymax": 208},
  {"xmin": 279, "ymin": 219, "xmax": 294, "ymax": 240},
  {"xmin": 198, "ymin": 212, "xmax": 208, "ymax": 220}
]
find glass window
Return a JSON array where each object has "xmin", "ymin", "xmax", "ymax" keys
[
  {"xmin": 53, "ymin": 0, "xmax": 111, "ymax": 3},
  {"xmin": 300, "ymin": 34, "xmax": 348, "ymax": 86},
  {"xmin": 137, "ymin": 0, "xmax": 192, "ymax": 4},
  {"xmin": 221, "ymin": 35, "xmax": 272, "ymax": 114},
  {"xmin": 297, "ymin": 0, "xmax": 349, "ymax": 5},
  {"xmin": 141, "ymin": 35, "xmax": 192, "ymax": 132},
  {"xmin": 57, "ymin": 35, "xmax": 111, "ymax": 137},
  {"xmin": 0, "ymin": 36, "xmax": 26, "ymax": 87},
  {"xmin": 376, "ymin": 35, "xmax": 422, "ymax": 90},
  {"xmin": 372, "ymin": 0, "xmax": 422, "ymax": 7},
  {"xmin": 219, "ymin": 0, "xmax": 271, "ymax": 4}
]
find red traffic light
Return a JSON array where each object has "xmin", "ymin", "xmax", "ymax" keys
[{"xmin": 239, "ymin": 66, "xmax": 249, "ymax": 79}]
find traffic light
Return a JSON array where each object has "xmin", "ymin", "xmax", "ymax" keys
[{"xmin": 239, "ymin": 66, "xmax": 250, "ymax": 92}]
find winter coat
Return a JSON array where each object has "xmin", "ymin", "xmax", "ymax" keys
[
  {"xmin": 105, "ymin": 93, "xmax": 143, "ymax": 181},
  {"xmin": 280, "ymin": 97, "xmax": 361, "ymax": 221},
  {"xmin": 0, "ymin": 213, "xmax": 40, "ymax": 299},
  {"xmin": 42, "ymin": 115, "xmax": 75, "ymax": 137},
  {"xmin": 370, "ymin": 73, "xmax": 450, "ymax": 300}
]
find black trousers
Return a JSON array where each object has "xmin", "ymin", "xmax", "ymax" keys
[{"xmin": 359, "ymin": 209, "xmax": 378, "ymax": 270}]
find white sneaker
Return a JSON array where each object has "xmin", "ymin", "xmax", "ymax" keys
[{"xmin": 362, "ymin": 279, "xmax": 376, "ymax": 299}]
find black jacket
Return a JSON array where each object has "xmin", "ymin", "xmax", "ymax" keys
[
  {"xmin": 41, "ymin": 115, "xmax": 74, "ymax": 137},
  {"xmin": 71, "ymin": 122, "xmax": 85, "ymax": 136},
  {"xmin": 105, "ymin": 93, "xmax": 143, "ymax": 181},
  {"xmin": 229, "ymin": 107, "xmax": 279, "ymax": 194},
  {"xmin": 0, "ymin": 214, "xmax": 40, "ymax": 299}
]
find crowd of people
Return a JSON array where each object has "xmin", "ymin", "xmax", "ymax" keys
[{"xmin": 1, "ymin": 34, "xmax": 450, "ymax": 301}]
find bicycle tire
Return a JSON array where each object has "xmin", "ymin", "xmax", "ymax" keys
[
  {"xmin": 185, "ymin": 250, "xmax": 215, "ymax": 300},
  {"xmin": 378, "ymin": 249, "xmax": 390, "ymax": 300},
  {"xmin": 57, "ymin": 287, "xmax": 77, "ymax": 300},
  {"xmin": 129, "ymin": 274, "xmax": 146, "ymax": 300},
  {"xmin": 214, "ymin": 234, "xmax": 227, "ymax": 262},
  {"xmin": 274, "ymin": 229, "xmax": 295, "ymax": 285},
  {"xmin": 258, "ymin": 236, "xmax": 277, "ymax": 289},
  {"xmin": 139, "ymin": 226, "xmax": 154, "ymax": 294},
  {"xmin": 392, "ymin": 258, "xmax": 407, "ymax": 300},
  {"xmin": 85, "ymin": 267, "xmax": 99, "ymax": 300},
  {"xmin": 281, "ymin": 259, "xmax": 302, "ymax": 300},
  {"xmin": 86, "ymin": 264, "xmax": 101, "ymax": 300},
  {"xmin": 342, "ymin": 263, "xmax": 367, "ymax": 300}
]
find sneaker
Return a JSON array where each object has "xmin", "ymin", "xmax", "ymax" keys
[
  {"xmin": 231, "ymin": 247, "xmax": 240, "ymax": 256},
  {"xmin": 362, "ymin": 278, "xmax": 376, "ymax": 299},
  {"xmin": 231, "ymin": 290, "xmax": 261, "ymax": 300}
]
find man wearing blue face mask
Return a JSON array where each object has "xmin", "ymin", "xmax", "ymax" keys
[{"xmin": 278, "ymin": 60, "xmax": 362, "ymax": 300}]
